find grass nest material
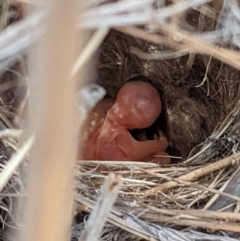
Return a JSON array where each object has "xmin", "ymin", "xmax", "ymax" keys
[{"xmin": 1, "ymin": 1, "xmax": 240, "ymax": 241}]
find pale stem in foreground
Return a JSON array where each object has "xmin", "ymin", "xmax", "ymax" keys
[{"xmin": 20, "ymin": 1, "xmax": 81, "ymax": 241}]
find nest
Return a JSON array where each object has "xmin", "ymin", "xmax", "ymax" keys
[{"xmin": 1, "ymin": 1, "xmax": 240, "ymax": 241}]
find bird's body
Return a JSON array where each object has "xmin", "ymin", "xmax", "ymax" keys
[{"xmin": 78, "ymin": 81, "xmax": 170, "ymax": 164}]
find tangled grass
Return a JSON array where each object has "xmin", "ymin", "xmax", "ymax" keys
[{"xmin": 1, "ymin": 0, "xmax": 240, "ymax": 241}]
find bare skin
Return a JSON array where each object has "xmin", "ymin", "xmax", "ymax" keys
[
  {"xmin": 80, "ymin": 98, "xmax": 114, "ymax": 160},
  {"xmin": 137, "ymin": 131, "xmax": 170, "ymax": 164},
  {"xmin": 79, "ymin": 81, "xmax": 170, "ymax": 164}
]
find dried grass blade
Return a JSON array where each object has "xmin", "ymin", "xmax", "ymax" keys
[
  {"xmin": 143, "ymin": 153, "xmax": 240, "ymax": 196},
  {"xmin": 0, "ymin": 135, "xmax": 34, "ymax": 192},
  {"xmin": 79, "ymin": 173, "xmax": 122, "ymax": 241}
]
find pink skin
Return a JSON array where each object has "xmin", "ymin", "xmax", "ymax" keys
[
  {"xmin": 80, "ymin": 98, "xmax": 114, "ymax": 160},
  {"xmin": 137, "ymin": 131, "xmax": 170, "ymax": 164},
  {"xmin": 79, "ymin": 81, "xmax": 170, "ymax": 164}
]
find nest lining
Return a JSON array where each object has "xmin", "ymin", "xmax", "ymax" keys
[
  {"xmin": 0, "ymin": 1, "xmax": 240, "ymax": 241},
  {"xmin": 65, "ymin": 4, "xmax": 240, "ymax": 240}
]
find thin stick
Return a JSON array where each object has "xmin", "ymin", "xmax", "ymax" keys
[
  {"xmin": 21, "ymin": 2, "xmax": 80, "ymax": 241},
  {"xmin": 142, "ymin": 169, "xmax": 240, "ymax": 202},
  {"xmin": 158, "ymin": 23, "xmax": 240, "ymax": 69},
  {"xmin": 81, "ymin": 0, "xmax": 212, "ymax": 28},
  {"xmin": 139, "ymin": 204, "xmax": 240, "ymax": 222},
  {"xmin": 75, "ymin": 195, "xmax": 240, "ymax": 240},
  {"xmin": 203, "ymin": 166, "xmax": 240, "ymax": 210},
  {"xmin": 143, "ymin": 153, "xmax": 240, "ymax": 196},
  {"xmin": 184, "ymin": 107, "xmax": 239, "ymax": 164},
  {"xmin": 138, "ymin": 215, "xmax": 240, "ymax": 233},
  {"xmin": 75, "ymin": 195, "xmax": 159, "ymax": 241},
  {"xmin": 187, "ymin": 168, "xmax": 225, "ymax": 208},
  {"xmin": 0, "ymin": 10, "xmax": 43, "ymax": 70},
  {"xmin": 0, "ymin": 135, "xmax": 34, "ymax": 192},
  {"xmin": 82, "ymin": 0, "xmax": 153, "ymax": 18},
  {"xmin": 79, "ymin": 173, "xmax": 122, "ymax": 241},
  {"xmin": 130, "ymin": 46, "xmax": 188, "ymax": 60},
  {"xmin": 195, "ymin": 55, "xmax": 212, "ymax": 88},
  {"xmin": 71, "ymin": 27, "xmax": 109, "ymax": 78},
  {"xmin": 78, "ymin": 160, "xmax": 161, "ymax": 167},
  {"xmin": 115, "ymin": 26, "xmax": 240, "ymax": 70}
]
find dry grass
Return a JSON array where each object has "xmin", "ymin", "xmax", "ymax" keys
[{"xmin": 1, "ymin": 0, "xmax": 240, "ymax": 241}]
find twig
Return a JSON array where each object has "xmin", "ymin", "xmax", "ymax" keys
[
  {"xmin": 143, "ymin": 153, "xmax": 240, "ymax": 196},
  {"xmin": 155, "ymin": 0, "xmax": 213, "ymax": 20},
  {"xmin": 193, "ymin": 4, "xmax": 220, "ymax": 21},
  {"xmin": 134, "ymin": 214, "xmax": 240, "ymax": 233},
  {"xmin": 79, "ymin": 173, "xmax": 122, "ymax": 241},
  {"xmin": 184, "ymin": 100, "xmax": 240, "ymax": 164},
  {"xmin": 0, "ymin": 111, "xmax": 13, "ymax": 128},
  {"xmin": 130, "ymin": 46, "xmax": 188, "ymax": 60},
  {"xmin": 80, "ymin": 0, "xmax": 212, "ymax": 28},
  {"xmin": 157, "ymin": 23, "xmax": 240, "ymax": 69},
  {"xmin": 1, "ymin": 1, "xmax": 240, "ymax": 74},
  {"xmin": 75, "ymin": 195, "xmax": 240, "ymax": 241},
  {"xmin": 187, "ymin": 168, "xmax": 226, "ymax": 208},
  {"xmin": 0, "ymin": 10, "xmax": 43, "ymax": 70},
  {"xmin": 0, "ymin": 135, "xmax": 34, "ymax": 192},
  {"xmin": 115, "ymin": 26, "xmax": 240, "ymax": 70},
  {"xmin": 195, "ymin": 55, "xmax": 212, "ymax": 96},
  {"xmin": 115, "ymin": 26, "xmax": 187, "ymax": 50},
  {"xmin": 82, "ymin": 0, "xmax": 153, "ymax": 18},
  {"xmin": 203, "ymin": 166, "xmax": 240, "ymax": 210},
  {"xmin": 71, "ymin": 27, "xmax": 109, "ymax": 78},
  {"xmin": 75, "ymin": 195, "xmax": 157, "ymax": 241},
  {"xmin": 143, "ymin": 171, "xmax": 240, "ymax": 202},
  {"xmin": 139, "ymin": 204, "xmax": 240, "ymax": 222},
  {"xmin": 185, "ymin": 52, "xmax": 196, "ymax": 71},
  {"xmin": 77, "ymin": 160, "xmax": 161, "ymax": 168}
]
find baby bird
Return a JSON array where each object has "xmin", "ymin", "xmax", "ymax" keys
[
  {"xmin": 79, "ymin": 81, "xmax": 170, "ymax": 163},
  {"xmin": 80, "ymin": 97, "xmax": 114, "ymax": 160}
]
